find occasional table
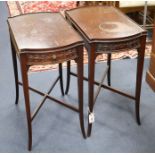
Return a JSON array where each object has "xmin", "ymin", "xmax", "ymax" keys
[
  {"xmin": 65, "ymin": 6, "xmax": 147, "ymax": 136},
  {"xmin": 8, "ymin": 12, "xmax": 86, "ymax": 150}
]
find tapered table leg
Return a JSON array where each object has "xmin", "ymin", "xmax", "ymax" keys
[
  {"xmin": 65, "ymin": 61, "xmax": 71, "ymax": 94},
  {"xmin": 77, "ymin": 46, "xmax": 86, "ymax": 138},
  {"xmin": 20, "ymin": 55, "xmax": 32, "ymax": 151},
  {"xmin": 107, "ymin": 53, "xmax": 111, "ymax": 86},
  {"xmin": 135, "ymin": 36, "xmax": 146, "ymax": 125},
  {"xmin": 11, "ymin": 39, "xmax": 19, "ymax": 105},
  {"xmin": 87, "ymin": 44, "xmax": 96, "ymax": 137},
  {"xmin": 59, "ymin": 63, "xmax": 64, "ymax": 96}
]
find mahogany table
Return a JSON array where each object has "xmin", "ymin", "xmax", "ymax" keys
[
  {"xmin": 7, "ymin": 12, "xmax": 86, "ymax": 150},
  {"xmin": 65, "ymin": 6, "xmax": 147, "ymax": 136}
]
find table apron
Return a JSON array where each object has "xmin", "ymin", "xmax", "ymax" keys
[{"xmin": 96, "ymin": 38, "xmax": 141, "ymax": 53}]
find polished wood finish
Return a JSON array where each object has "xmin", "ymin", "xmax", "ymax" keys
[
  {"xmin": 76, "ymin": 45, "xmax": 86, "ymax": 138},
  {"xmin": 8, "ymin": 13, "xmax": 83, "ymax": 51},
  {"xmin": 8, "ymin": 12, "xmax": 86, "ymax": 150},
  {"xmin": 20, "ymin": 54, "xmax": 32, "ymax": 150},
  {"xmin": 65, "ymin": 6, "xmax": 147, "ymax": 136},
  {"xmin": 135, "ymin": 36, "xmax": 146, "ymax": 124},
  {"xmin": 65, "ymin": 6, "xmax": 145, "ymax": 42},
  {"xmin": 76, "ymin": 2, "xmax": 118, "ymax": 88}
]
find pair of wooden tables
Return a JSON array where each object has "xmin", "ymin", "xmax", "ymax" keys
[{"xmin": 7, "ymin": 6, "xmax": 146, "ymax": 150}]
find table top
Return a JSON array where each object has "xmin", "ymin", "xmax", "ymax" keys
[
  {"xmin": 7, "ymin": 12, "xmax": 83, "ymax": 52},
  {"xmin": 65, "ymin": 6, "xmax": 146, "ymax": 43}
]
